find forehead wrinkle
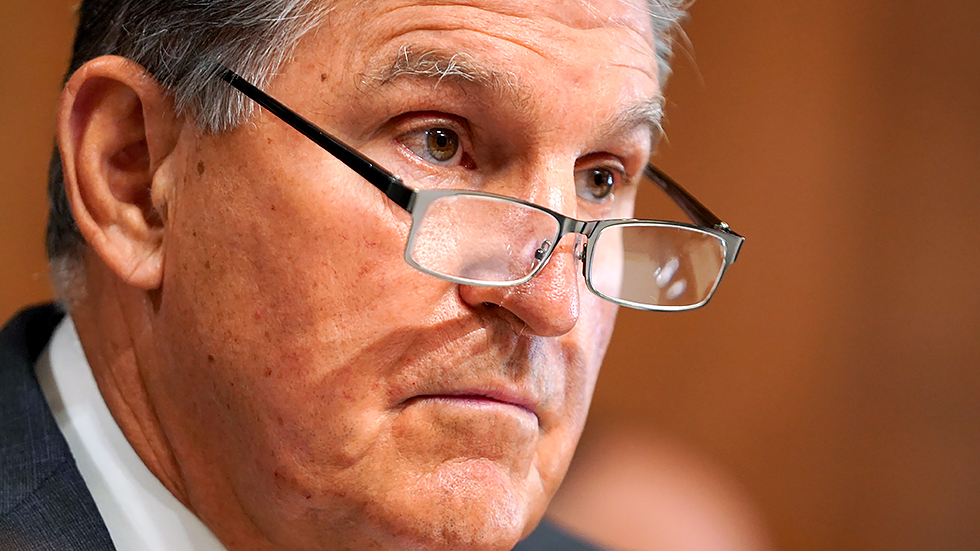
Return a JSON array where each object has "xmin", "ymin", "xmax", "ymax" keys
[{"xmin": 376, "ymin": 0, "xmax": 654, "ymax": 42}]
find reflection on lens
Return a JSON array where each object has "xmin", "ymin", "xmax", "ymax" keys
[
  {"xmin": 666, "ymin": 280, "xmax": 687, "ymax": 300},
  {"xmin": 590, "ymin": 223, "xmax": 727, "ymax": 309},
  {"xmin": 655, "ymin": 257, "xmax": 680, "ymax": 288}
]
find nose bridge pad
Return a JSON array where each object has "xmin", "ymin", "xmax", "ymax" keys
[
  {"xmin": 534, "ymin": 239, "xmax": 552, "ymax": 263},
  {"xmin": 534, "ymin": 232, "xmax": 582, "ymax": 279},
  {"xmin": 573, "ymin": 235, "xmax": 586, "ymax": 264}
]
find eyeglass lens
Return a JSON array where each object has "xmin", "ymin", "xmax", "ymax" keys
[
  {"xmin": 408, "ymin": 194, "xmax": 561, "ymax": 284},
  {"xmin": 590, "ymin": 224, "xmax": 728, "ymax": 309}
]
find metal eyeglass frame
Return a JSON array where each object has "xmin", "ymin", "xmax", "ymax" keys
[{"xmin": 218, "ymin": 68, "xmax": 745, "ymax": 311}]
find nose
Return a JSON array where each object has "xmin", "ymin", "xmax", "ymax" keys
[
  {"xmin": 458, "ymin": 232, "xmax": 582, "ymax": 337},
  {"xmin": 457, "ymin": 160, "xmax": 585, "ymax": 336}
]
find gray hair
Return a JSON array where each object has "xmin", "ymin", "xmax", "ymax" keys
[{"xmin": 46, "ymin": 0, "xmax": 688, "ymax": 301}]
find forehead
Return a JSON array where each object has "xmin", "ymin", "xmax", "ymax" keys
[
  {"xmin": 314, "ymin": 0, "xmax": 658, "ymax": 75},
  {"xmin": 325, "ymin": 0, "xmax": 656, "ymax": 31}
]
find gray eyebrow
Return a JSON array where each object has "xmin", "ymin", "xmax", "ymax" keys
[
  {"xmin": 367, "ymin": 45, "xmax": 519, "ymax": 92},
  {"xmin": 602, "ymin": 96, "xmax": 666, "ymax": 142}
]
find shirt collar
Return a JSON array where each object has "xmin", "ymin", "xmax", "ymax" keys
[{"xmin": 36, "ymin": 316, "xmax": 227, "ymax": 551}]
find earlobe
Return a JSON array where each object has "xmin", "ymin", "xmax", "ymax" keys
[{"xmin": 58, "ymin": 55, "xmax": 182, "ymax": 290}]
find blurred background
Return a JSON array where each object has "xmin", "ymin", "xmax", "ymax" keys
[{"xmin": 2, "ymin": 1, "xmax": 978, "ymax": 550}]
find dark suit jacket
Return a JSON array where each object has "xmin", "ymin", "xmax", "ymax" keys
[
  {"xmin": 0, "ymin": 304, "xmax": 115, "ymax": 550},
  {"xmin": 0, "ymin": 304, "xmax": 599, "ymax": 551}
]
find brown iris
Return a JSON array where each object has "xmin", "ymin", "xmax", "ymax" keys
[
  {"xmin": 587, "ymin": 168, "xmax": 615, "ymax": 199},
  {"xmin": 425, "ymin": 128, "xmax": 459, "ymax": 162}
]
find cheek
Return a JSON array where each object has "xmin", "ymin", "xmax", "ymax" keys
[
  {"xmin": 574, "ymin": 278, "xmax": 620, "ymax": 377},
  {"xmin": 152, "ymin": 133, "xmax": 454, "ymax": 498},
  {"xmin": 529, "ymin": 291, "xmax": 618, "ymax": 496},
  {"xmin": 165, "ymin": 126, "xmax": 434, "ymax": 353},
  {"xmin": 551, "ymin": 290, "xmax": 617, "ymax": 450}
]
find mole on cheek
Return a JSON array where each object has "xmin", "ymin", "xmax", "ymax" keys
[{"xmin": 197, "ymin": 161, "xmax": 205, "ymax": 176}]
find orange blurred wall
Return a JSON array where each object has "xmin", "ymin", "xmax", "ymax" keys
[{"xmin": 0, "ymin": 0, "xmax": 74, "ymax": 315}]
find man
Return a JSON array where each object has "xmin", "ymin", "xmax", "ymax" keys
[{"xmin": 0, "ymin": 0, "xmax": 743, "ymax": 549}]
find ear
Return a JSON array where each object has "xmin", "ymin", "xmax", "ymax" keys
[{"xmin": 58, "ymin": 55, "xmax": 183, "ymax": 290}]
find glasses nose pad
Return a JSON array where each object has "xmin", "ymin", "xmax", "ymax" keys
[
  {"xmin": 534, "ymin": 239, "xmax": 552, "ymax": 262},
  {"xmin": 573, "ymin": 235, "xmax": 586, "ymax": 263}
]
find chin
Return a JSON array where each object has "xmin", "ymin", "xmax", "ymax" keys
[{"xmin": 363, "ymin": 458, "xmax": 544, "ymax": 551}]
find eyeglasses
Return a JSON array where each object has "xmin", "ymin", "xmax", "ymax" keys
[{"xmin": 218, "ymin": 68, "xmax": 744, "ymax": 311}]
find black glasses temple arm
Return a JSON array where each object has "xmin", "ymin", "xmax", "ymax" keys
[
  {"xmin": 218, "ymin": 68, "xmax": 416, "ymax": 211},
  {"xmin": 644, "ymin": 164, "xmax": 740, "ymax": 235}
]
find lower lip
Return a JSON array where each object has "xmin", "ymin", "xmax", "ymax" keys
[{"xmin": 410, "ymin": 395, "xmax": 536, "ymax": 419}]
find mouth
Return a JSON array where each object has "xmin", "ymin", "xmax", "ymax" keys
[{"xmin": 404, "ymin": 389, "xmax": 539, "ymax": 420}]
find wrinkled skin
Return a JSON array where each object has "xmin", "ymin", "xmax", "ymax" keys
[{"xmin": 63, "ymin": 0, "xmax": 660, "ymax": 549}]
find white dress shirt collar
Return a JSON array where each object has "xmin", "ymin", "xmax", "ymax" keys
[{"xmin": 35, "ymin": 316, "xmax": 227, "ymax": 551}]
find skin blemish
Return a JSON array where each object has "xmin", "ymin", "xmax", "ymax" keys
[
  {"xmin": 320, "ymin": 73, "xmax": 328, "ymax": 82},
  {"xmin": 264, "ymin": 367, "xmax": 273, "ymax": 377},
  {"xmin": 197, "ymin": 161, "xmax": 205, "ymax": 175},
  {"xmin": 207, "ymin": 354, "xmax": 215, "ymax": 363},
  {"xmin": 204, "ymin": 260, "xmax": 211, "ymax": 270}
]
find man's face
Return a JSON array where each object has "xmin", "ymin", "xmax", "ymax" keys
[{"xmin": 149, "ymin": 0, "xmax": 659, "ymax": 548}]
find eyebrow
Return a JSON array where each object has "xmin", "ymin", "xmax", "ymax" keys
[
  {"xmin": 602, "ymin": 96, "xmax": 666, "ymax": 144},
  {"xmin": 369, "ymin": 45, "xmax": 519, "ymax": 92},
  {"xmin": 366, "ymin": 45, "xmax": 664, "ymax": 142}
]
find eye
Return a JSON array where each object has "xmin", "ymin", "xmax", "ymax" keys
[
  {"xmin": 425, "ymin": 128, "xmax": 459, "ymax": 162},
  {"xmin": 400, "ymin": 124, "xmax": 470, "ymax": 168},
  {"xmin": 576, "ymin": 166, "xmax": 621, "ymax": 202}
]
